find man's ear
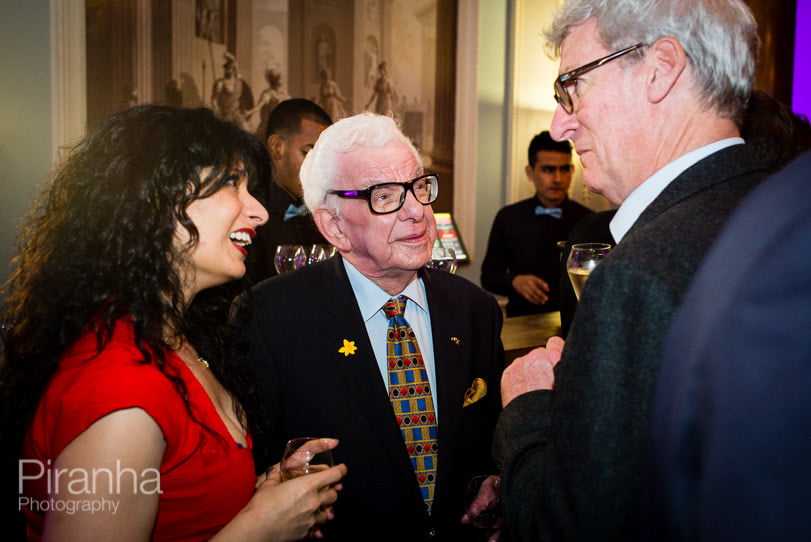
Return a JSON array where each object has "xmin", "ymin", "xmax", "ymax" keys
[
  {"xmin": 525, "ymin": 164, "xmax": 534, "ymax": 181},
  {"xmin": 267, "ymin": 134, "xmax": 285, "ymax": 161},
  {"xmin": 313, "ymin": 207, "xmax": 350, "ymax": 251},
  {"xmin": 645, "ymin": 37, "xmax": 686, "ymax": 104}
]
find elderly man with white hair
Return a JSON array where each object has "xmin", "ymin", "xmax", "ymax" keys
[{"xmin": 241, "ymin": 112, "xmax": 505, "ymax": 541}]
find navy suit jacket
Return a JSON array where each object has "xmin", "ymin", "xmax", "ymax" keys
[
  {"xmin": 646, "ymin": 151, "xmax": 811, "ymax": 540},
  {"xmin": 241, "ymin": 256, "xmax": 504, "ymax": 541}
]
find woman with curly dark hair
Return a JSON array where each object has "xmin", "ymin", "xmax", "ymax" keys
[{"xmin": 0, "ymin": 105, "xmax": 345, "ymax": 541}]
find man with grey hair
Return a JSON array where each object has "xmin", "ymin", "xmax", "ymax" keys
[
  {"xmin": 241, "ymin": 112, "xmax": 505, "ymax": 541},
  {"xmin": 493, "ymin": 0, "xmax": 767, "ymax": 540}
]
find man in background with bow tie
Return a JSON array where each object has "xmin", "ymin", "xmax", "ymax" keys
[
  {"xmin": 240, "ymin": 113, "xmax": 505, "ymax": 541},
  {"xmin": 249, "ymin": 98, "xmax": 332, "ymax": 281},
  {"xmin": 481, "ymin": 131, "xmax": 592, "ymax": 317}
]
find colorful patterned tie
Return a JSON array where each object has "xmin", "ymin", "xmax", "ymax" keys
[{"xmin": 383, "ymin": 295, "xmax": 438, "ymax": 512}]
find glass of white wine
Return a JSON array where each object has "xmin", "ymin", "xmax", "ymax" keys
[
  {"xmin": 566, "ymin": 243, "xmax": 612, "ymax": 300},
  {"xmin": 280, "ymin": 437, "xmax": 335, "ymax": 482}
]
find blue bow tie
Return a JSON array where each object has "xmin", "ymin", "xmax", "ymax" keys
[
  {"xmin": 283, "ymin": 203, "xmax": 308, "ymax": 221},
  {"xmin": 535, "ymin": 205, "xmax": 562, "ymax": 219}
]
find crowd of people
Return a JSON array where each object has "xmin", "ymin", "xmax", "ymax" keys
[{"xmin": 2, "ymin": 0, "xmax": 811, "ymax": 541}]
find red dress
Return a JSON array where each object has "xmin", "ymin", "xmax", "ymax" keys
[{"xmin": 21, "ymin": 320, "xmax": 257, "ymax": 541}]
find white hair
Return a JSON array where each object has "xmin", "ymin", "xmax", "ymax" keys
[
  {"xmin": 300, "ymin": 112, "xmax": 421, "ymax": 212},
  {"xmin": 545, "ymin": 0, "xmax": 759, "ymax": 123}
]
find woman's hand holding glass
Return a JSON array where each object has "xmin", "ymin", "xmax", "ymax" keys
[
  {"xmin": 280, "ymin": 437, "xmax": 336, "ymax": 481},
  {"xmin": 217, "ymin": 439, "xmax": 346, "ymax": 541}
]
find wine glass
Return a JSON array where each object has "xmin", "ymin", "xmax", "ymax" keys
[
  {"xmin": 280, "ymin": 437, "xmax": 335, "ymax": 482},
  {"xmin": 274, "ymin": 245, "xmax": 305, "ymax": 274},
  {"xmin": 307, "ymin": 244, "xmax": 327, "ymax": 265},
  {"xmin": 566, "ymin": 243, "xmax": 612, "ymax": 300},
  {"xmin": 464, "ymin": 474, "xmax": 503, "ymax": 530},
  {"xmin": 427, "ymin": 246, "xmax": 457, "ymax": 274},
  {"xmin": 322, "ymin": 245, "xmax": 339, "ymax": 258}
]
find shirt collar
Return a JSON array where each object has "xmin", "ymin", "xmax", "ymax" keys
[
  {"xmin": 342, "ymin": 259, "xmax": 428, "ymax": 322},
  {"xmin": 610, "ymin": 138, "xmax": 744, "ymax": 242}
]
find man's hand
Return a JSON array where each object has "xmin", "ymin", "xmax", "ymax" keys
[
  {"xmin": 501, "ymin": 336, "xmax": 565, "ymax": 407},
  {"xmin": 511, "ymin": 274, "xmax": 550, "ymax": 305},
  {"xmin": 461, "ymin": 475, "xmax": 503, "ymax": 541}
]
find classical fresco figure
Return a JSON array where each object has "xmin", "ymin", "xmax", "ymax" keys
[
  {"xmin": 318, "ymin": 69, "xmax": 349, "ymax": 121},
  {"xmin": 365, "ymin": 62, "xmax": 399, "ymax": 118},
  {"xmin": 210, "ymin": 52, "xmax": 254, "ymax": 130},
  {"xmin": 247, "ymin": 68, "xmax": 290, "ymax": 138}
]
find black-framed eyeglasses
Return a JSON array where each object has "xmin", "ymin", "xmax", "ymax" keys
[
  {"xmin": 327, "ymin": 174, "xmax": 439, "ymax": 215},
  {"xmin": 539, "ymin": 164, "xmax": 573, "ymax": 174},
  {"xmin": 554, "ymin": 43, "xmax": 647, "ymax": 114}
]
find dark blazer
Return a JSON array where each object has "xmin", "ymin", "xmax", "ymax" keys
[
  {"xmin": 493, "ymin": 145, "xmax": 768, "ymax": 541},
  {"xmin": 646, "ymin": 151, "xmax": 811, "ymax": 541},
  {"xmin": 241, "ymin": 256, "xmax": 505, "ymax": 541}
]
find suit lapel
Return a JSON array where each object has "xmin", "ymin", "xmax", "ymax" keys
[
  {"xmin": 317, "ymin": 256, "xmax": 389, "ymax": 410},
  {"xmin": 631, "ymin": 145, "xmax": 765, "ymax": 234}
]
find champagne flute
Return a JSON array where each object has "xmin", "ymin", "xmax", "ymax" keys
[
  {"xmin": 566, "ymin": 243, "xmax": 612, "ymax": 300},
  {"xmin": 427, "ymin": 246, "xmax": 457, "ymax": 274},
  {"xmin": 274, "ymin": 245, "xmax": 305, "ymax": 274},
  {"xmin": 280, "ymin": 437, "xmax": 335, "ymax": 482}
]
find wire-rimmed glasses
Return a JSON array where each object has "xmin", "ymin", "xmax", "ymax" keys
[{"xmin": 554, "ymin": 43, "xmax": 646, "ymax": 113}]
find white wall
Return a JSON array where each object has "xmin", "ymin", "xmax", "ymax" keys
[
  {"xmin": 509, "ymin": 0, "xmax": 612, "ymax": 212},
  {"xmin": 0, "ymin": 0, "xmax": 53, "ymax": 300}
]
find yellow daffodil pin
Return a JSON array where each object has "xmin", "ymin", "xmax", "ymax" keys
[{"xmin": 338, "ymin": 339, "xmax": 357, "ymax": 356}]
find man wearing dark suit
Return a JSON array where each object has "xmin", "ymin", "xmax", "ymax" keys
[
  {"xmin": 481, "ymin": 132, "xmax": 592, "ymax": 316},
  {"xmin": 241, "ymin": 113, "xmax": 504, "ymax": 541},
  {"xmin": 493, "ymin": 1, "xmax": 766, "ymax": 540},
  {"xmin": 646, "ymin": 152, "xmax": 811, "ymax": 541},
  {"xmin": 248, "ymin": 99, "xmax": 332, "ymax": 282}
]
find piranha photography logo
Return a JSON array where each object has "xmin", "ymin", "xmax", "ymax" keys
[{"xmin": 18, "ymin": 459, "xmax": 162, "ymax": 515}]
